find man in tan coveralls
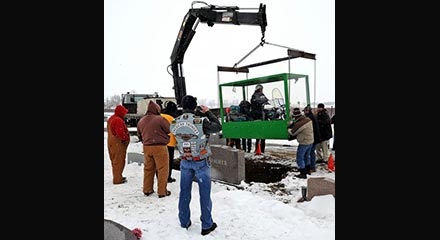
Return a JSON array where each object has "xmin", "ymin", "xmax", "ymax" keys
[{"xmin": 107, "ymin": 105, "xmax": 130, "ymax": 184}]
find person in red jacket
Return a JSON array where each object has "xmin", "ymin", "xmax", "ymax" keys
[{"xmin": 107, "ymin": 105, "xmax": 130, "ymax": 184}]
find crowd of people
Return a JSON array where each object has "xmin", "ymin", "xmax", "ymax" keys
[
  {"xmin": 106, "ymin": 94, "xmax": 221, "ymax": 236},
  {"xmin": 287, "ymin": 103, "xmax": 333, "ymax": 178},
  {"xmin": 106, "ymin": 88, "xmax": 334, "ymax": 236},
  {"xmin": 224, "ymin": 84, "xmax": 334, "ymax": 174}
]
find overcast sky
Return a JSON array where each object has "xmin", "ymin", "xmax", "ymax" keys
[{"xmin": 104, "ymin": 0, "xmax": 335, "ymax": 105}]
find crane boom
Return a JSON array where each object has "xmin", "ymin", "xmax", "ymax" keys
[{"xmin": 169, "ymin": 3, "xmax": 267, "ymax": 106}]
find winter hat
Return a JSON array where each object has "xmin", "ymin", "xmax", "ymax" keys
[
  {"xmin": 182, "ymin": 95, "xmax": 197, "ymax": 110},
  {"xmin": 164, "ymin": 101, "xmax": 177, "ymax": 114},
  {"xmin": 292, "ymin": 107, "xmax": 302, "ymax": 117},
  {"xmin": 317, "ymin": 103, "xmax": 325, "ymax": 109},
  {"xmin": 303, "ymin": 105, "xmax": 312, "ymax": 112},
  {"xmin": 255, "ymin": 84, "xmax": 263, "ymax": 90},
  {"xmin": 115, "ymin": 105, "xmax": 128, "ymax": 117}
]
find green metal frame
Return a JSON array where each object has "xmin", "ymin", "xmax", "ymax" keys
[{"xmin": 218, "ymin": 72, "xmax": 310, "ymax": 140}]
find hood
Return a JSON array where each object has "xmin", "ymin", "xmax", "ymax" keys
[
  {"xmin": 114, "ymin": 105, "xmax": 128, "ymax": 117},
  {"xmin": 147, "ymin": 101, "xmax": 161, "ymax": 115}
]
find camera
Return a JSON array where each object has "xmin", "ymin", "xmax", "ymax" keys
[{"xmin": 195, "ymin": 106, "xmax": 204, "ymax": 116}]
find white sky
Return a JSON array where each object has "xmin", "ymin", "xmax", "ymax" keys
[
  {"xmin": 104, "ymin": 131, "xmax": 335, "ymax": 239},
  {"xmin": 104, "ymin": 0, "xmax": 335, "ymax": 105}
]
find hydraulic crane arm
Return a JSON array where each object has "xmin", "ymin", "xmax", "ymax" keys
[{"xmin": 169, "ymin": 2, "xmax": 267, "ymax": 106}]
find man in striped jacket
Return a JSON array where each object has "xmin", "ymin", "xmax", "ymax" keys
[{"xmin": 287, "ymin": 108, "xmax": 314, "ymax": 179}]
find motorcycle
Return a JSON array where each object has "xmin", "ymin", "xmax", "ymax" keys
[{"xmin": 263, "ymin": 88, "xmax": 286, "ymax": 120}]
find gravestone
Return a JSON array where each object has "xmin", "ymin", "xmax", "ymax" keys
[
  {"xmin": 210, "ymin": 145, "xmax": 245, "ymax": 185},
  {"xmin": 104, "ymin": 219, "xmax": 138, "ymax": 240},
  {"xmin": 209, "ymin": 133, "xmax": 227, "ymax": 145},
  {"xmin": 127, "ymin": 152, "xmax": 144, "ymax": 165},
  {"xmin": 306, "ymin": 177, "xmax": 335, "ymax": 201}
]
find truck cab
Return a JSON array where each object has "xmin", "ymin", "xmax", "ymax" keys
[{"xmin": 121, "ymin": 92, "xmax": 176, "ymax": 127}]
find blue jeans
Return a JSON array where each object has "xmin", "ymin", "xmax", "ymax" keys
[
  {"xmin": 296, "ymin": 144, "xmax": 312, "ymax": 169},
  {"xmin": 179, "ymin": 159, "xmax": 214, "ymax": 230}
]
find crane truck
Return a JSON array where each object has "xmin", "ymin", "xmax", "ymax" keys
[
  {"xmin": 121, "ymin": 2, "xmax": 266, "ymax": 127},
  {"xmin": 121, "ymin": 92, "xmax": 176, "ymax": 128},
  {"xmin": 168, "ymin": 1, "xmax": 267, "ymax": 107}
]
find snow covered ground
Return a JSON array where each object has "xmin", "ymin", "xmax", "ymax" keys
[{"xmin": 104, "ymin": 129, "xmax": 335, "ymax": 240}]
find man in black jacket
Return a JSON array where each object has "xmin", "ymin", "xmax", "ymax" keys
[
  {"xmin": 239, "ymin": 100, "xmax": 253, "ymax": 153},
  {"xmin": 315, "ymin": 103, "xmax": 333, "ymax": 162},
  {"xmin": 250, "ymin": 84, "xmax": 269, "ymax": 153}
]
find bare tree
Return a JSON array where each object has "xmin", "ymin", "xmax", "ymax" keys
[{"xmin": 104, "ymin": 95, "xmax": 122, "ymax": 109}]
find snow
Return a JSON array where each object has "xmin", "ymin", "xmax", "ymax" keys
[{"xmin": 104, "ymin": 131, "xmax": 335, "ymax": 240}]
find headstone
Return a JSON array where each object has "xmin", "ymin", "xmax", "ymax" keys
[
  {"xmin": 306, "ymin": 177, "xmax": 335, "ymax": 201},
  {"xmin": 127, "ymin": 152, "xmax": 144, "ymax": 165},
  {"xmin": 210, "ymin": 145, "xmax": 245, "ymax": 185},
  {"xmin": 104, "ymin": 219, "xmax": 138, "ymax": 240},
  {"xmin": 209, "ymin": 133, "xmax": 227, "ymax": 145}
]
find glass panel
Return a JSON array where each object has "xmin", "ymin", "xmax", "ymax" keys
[{"xmin": 288, "ymin": 77, "xmax": 308, "ymax": 110}]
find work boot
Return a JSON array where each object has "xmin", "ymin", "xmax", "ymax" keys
[
  {"xmin": 295, "ymin": 169, "xmax": 307, "ymax": 179},
  {"xmin": 305, "ymin": 166, "xmax": 311, "ymax": 175},
  {"xmin": 113, "ymin": 178, "xmax": 127, "ymax": 184},
  {"xmin": 185, "ymin": 221, "xmax": 191, "ymax": 230},
  {"xmin": 143, "ymin": 191, "xmax": 154, "ymax": 196},
  {"xmin": 201, "ymin": 222, "xmax": 217, "ymax": 236},
  {"xmin": 158, "ymin": 190, "xmax": 171, "ymax": 198},
  {"xmin": 316, "ymin": 159, "xmax": 325, "ymax": 164}
]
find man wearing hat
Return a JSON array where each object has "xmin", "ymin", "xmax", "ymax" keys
[
  {"xmin": 170, "ymin": 95, "xmax": 221, "ymax": 235},
  {"xmin": 315, "ymin": 103, "xmax": 333, "ymax": 162},
  {"xmin": 287, "ymin": 107, "xmax": 314, "ymax": 178},
  {"xmin": 250, "ymin": 84, "xmax": 269, "ymax": 153}
]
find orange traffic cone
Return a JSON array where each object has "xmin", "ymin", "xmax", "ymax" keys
[
  {"xmin": 255, "ymin": 142, "xmax": 262, "ymax": 155},
  {"xmin": 327, "ymin": 153, "xmax": 335, "ymax": 171}
]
